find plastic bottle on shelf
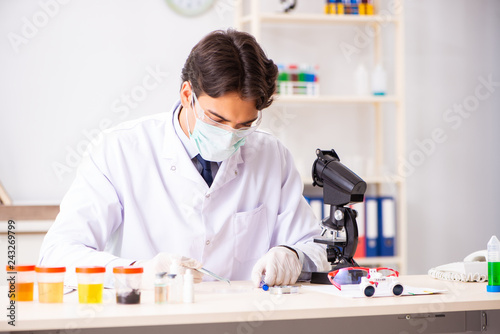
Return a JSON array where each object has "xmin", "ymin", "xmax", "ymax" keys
[
  {"xmin": 325, "ymin": 0, "xmax": 336, "ymax": 14},
  {"xmin": 336, "ymin": 0, "xmax": 345, "ymax": 15},
  {"xmin": 487, "ymin": 235, "xmax": 500, "ymax": 292},
  {"xmin": 344, "ymin": 0, "xmax": 359, "ymax": 15},
  {"xmin": 355, "ymin": 63, "xmax": 369, "ymax": 96},
  {"xmin": 298, "ymin": 64, "xmax": 309, "ymax": 95},
  {"xmin": 366, "ymin": 0, "xmax": 374, "ymax": 15},
  {"xmin": 371, "ymin": 64, "xmax": 387, "ymax": 96},
  {"xmin": 277, "ymin": 64, "xmax": 290, "ymax": 94},
  {"xmin": 360, "ymin": 0, "xmax": 374, "ymax": 15},
  {"xmin": 288, "ymin": 64, "xmax": 299, "ymax": 82}
]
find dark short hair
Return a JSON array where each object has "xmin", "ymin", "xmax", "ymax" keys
[{"xmin": 181, "ymin": 29, "xmax": 278, "ymax": 110}]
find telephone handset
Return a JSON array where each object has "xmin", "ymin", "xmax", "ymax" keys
[
  {"xmin": 463, "ymin": 250, "xmax": 487, "ymax": 262},
  {"xmin": 428, "ymin": 250, "xmax": 487, "ymax": 282}
]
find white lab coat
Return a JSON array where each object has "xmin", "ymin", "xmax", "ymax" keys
[{"xmin": 39, "ymin": 101, "xmax": 328, "ymax": 286}]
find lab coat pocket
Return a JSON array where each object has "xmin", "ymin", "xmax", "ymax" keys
[{"xmin": 232, "ymin": 203, "xmax": 270, "ymax": 263}]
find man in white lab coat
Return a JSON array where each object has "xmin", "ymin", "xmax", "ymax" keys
[{"xmin": 39, "ymin": 29, "xmax": 328, "ymax": 288}]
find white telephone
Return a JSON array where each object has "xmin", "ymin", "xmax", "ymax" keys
[{"xmin": 428, "ymin": 250, "xmax": 488, "ymax": 282}]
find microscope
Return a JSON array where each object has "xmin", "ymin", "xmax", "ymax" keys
[{"xmin": 310, "ymin": 149, "xmax": 367, "ymax": 284}]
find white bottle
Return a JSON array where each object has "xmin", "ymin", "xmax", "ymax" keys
[
  {"xmin": 183, "ymin": 269, "xmax": 195, "ymax": 303},
  {"xmin": 355, "ymin": 64, "xmax": 369, "ymax": 96},
  {"xmin": 371, "ymin": 64, "xmax": 387, "ymax": 96},
  {"xmin": 487, "ymin": 235, "xmax": 500, "ymax": 292},
  {"xmin": 168, "ymin": 260, "xmax": 183, "ymax": 303}
]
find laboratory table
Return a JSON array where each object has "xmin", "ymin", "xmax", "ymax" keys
[{"xmin": 1, "ymin": 275, "xmax": 500, "ymax": 334}]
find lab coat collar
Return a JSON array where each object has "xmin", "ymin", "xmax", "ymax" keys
[{"xmin": 173, "ymin": 102, "xmax": 199, "ymax": 160}]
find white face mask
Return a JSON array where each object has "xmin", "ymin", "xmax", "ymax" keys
[{"xmin": 186, "ymin": 102, "xmax": 246, "ymax": 162}]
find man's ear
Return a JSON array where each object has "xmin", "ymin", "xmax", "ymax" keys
[{"xmin": 180, "ymin": 81, "xmax": 192, "ymax": 108}]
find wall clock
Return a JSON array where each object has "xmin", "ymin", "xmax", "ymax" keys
[{"xmin": 166, "ymin": 0, "xmax": 216, "ymax": 17}]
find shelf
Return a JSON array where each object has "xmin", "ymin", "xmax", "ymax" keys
[
  {"xmin": 274, "ymin": 95, "xmax": 399, "ymax": 104},
  {"xmin": 237, "ymin": 0, "xmax": 406, "ymax": 274},
  {"xmin": 241, "ymin": 13, "xmax": 399, "ymax": 25},
  {"xmin": 0, "ymin": 205, "xmax": 59, "ymax": 221}
]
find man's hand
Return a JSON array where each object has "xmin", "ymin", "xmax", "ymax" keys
[
  {"xmin": 251, "ymin": 246, "xmax": 302, "ymax": 288},
  {"xmin": 133, "ymin": 253, "xmax": 203, "ymax": 289}
]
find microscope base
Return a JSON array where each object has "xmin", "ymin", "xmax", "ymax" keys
[
  {"xmin": 310, "ymin": 271, "xmax": 331, "ymax": 284},
  {"xmin": 310, "ymin": 258, "xmax": 360, "ymax": 284}
]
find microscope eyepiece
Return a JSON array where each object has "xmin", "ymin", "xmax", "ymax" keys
[{"xmin": 312, "ymin": 149, "xmax": 367, "ymax": 206}]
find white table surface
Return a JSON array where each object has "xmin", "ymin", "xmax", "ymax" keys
[{"xmin": 2, "ymin": 275, "xmax": 500, "ymax": 332}]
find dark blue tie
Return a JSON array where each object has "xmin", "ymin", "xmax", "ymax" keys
[{"xmin": 196, "ymin": 154, "xmax": 213, "ymax": 187}]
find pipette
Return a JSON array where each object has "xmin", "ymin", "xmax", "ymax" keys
[{"xmin": 196, "ymin": 267, "xmax": 231, "ymax": 285}]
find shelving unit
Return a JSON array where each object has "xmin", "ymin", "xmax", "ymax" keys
[
  {"xmin": 235, "ymin": 1, "xmax": 407, "ymax": 273},
  {"xmin": 274, "ymin": 95, "xmax": 399, "ymax": 104}
]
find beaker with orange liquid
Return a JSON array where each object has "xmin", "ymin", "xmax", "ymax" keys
[{"xmin": 6, "ymin": 265, "xmax": 35, "ymax": 301}]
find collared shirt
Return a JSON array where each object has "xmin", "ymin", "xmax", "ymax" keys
[{"xmin": 173, "ymin": 104, "xmax": 219, "ymax": 180}]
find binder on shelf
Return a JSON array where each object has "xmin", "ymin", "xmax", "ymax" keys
[
  {"xmin": 365, "ymin": 197, "xmax": 378, "ymax": 257},
  {"xmin": 351, "ymin": 202, "xmax": 366, "ymax": 259},
  {"xmin": 378, "ymin": 197, "xmax": 396, "ymax": 256}
]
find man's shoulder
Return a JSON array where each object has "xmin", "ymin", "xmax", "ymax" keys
[
  {"xmin": 243, "ymin": 129, "xmax": 291, "ymax": 161},
  {"xmin": 103, "ymin": 112, "xmax": 169, "ymax": 136},
  {"xmin": 85, "ymin": 112, "xmax": 171, "ymax": 158},
  {"xmin": 248, "ymin": 129, "xmax": 285, "ymax": 150}
]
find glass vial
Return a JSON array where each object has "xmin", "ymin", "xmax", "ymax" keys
[{"xmin": 155, "ymin": 272, "xmax": 167, "ymax": 304}]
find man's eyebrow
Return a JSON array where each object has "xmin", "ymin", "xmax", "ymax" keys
[
  {"xmin": 207, "ymin": 109, "xmax": 258, "ymax": 125},
  {"xmin": 206, "ymin": 109, "xmax": 230, "ymax": 122}
]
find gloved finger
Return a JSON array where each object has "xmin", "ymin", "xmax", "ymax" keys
[
  {"xmin": 287, "ymin": 258, "xmax": 302, "ymax": 285},
  {"xmin": 281, "ymin": 267, "xmax": 293, "ymax": 286},
  {"xmin": 192, "ymin": 270, "xmax": 203, "ymax": 284},
  {"xmin": 283, "ymin": 253, "xmax": 297, "ymax": 285},
  {"xmin": 265, "ymin": 260, "xmax": 280, "ymax": 286},
  {"xmin": 251, "ymin": 257, "xmax": 267, "ymax": 287},
  {"xmin": 150, "ymin": 252, "xmax": 176, "ymax": 273},
  {"xmin": 180, "ymin": 258, "xmax": 202, "ymax": 270}
]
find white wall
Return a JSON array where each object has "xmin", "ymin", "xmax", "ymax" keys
[
  {"xmin": 404, "ymin": 0, "xmax": 500, "ymax": 273},
  {"xmin": 0, "ymin": 0, "xmax": 235, "ymax": 204},
  {"xmin": 0, "ymin": 0, "xmax": 499, "ymax": 274}
]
